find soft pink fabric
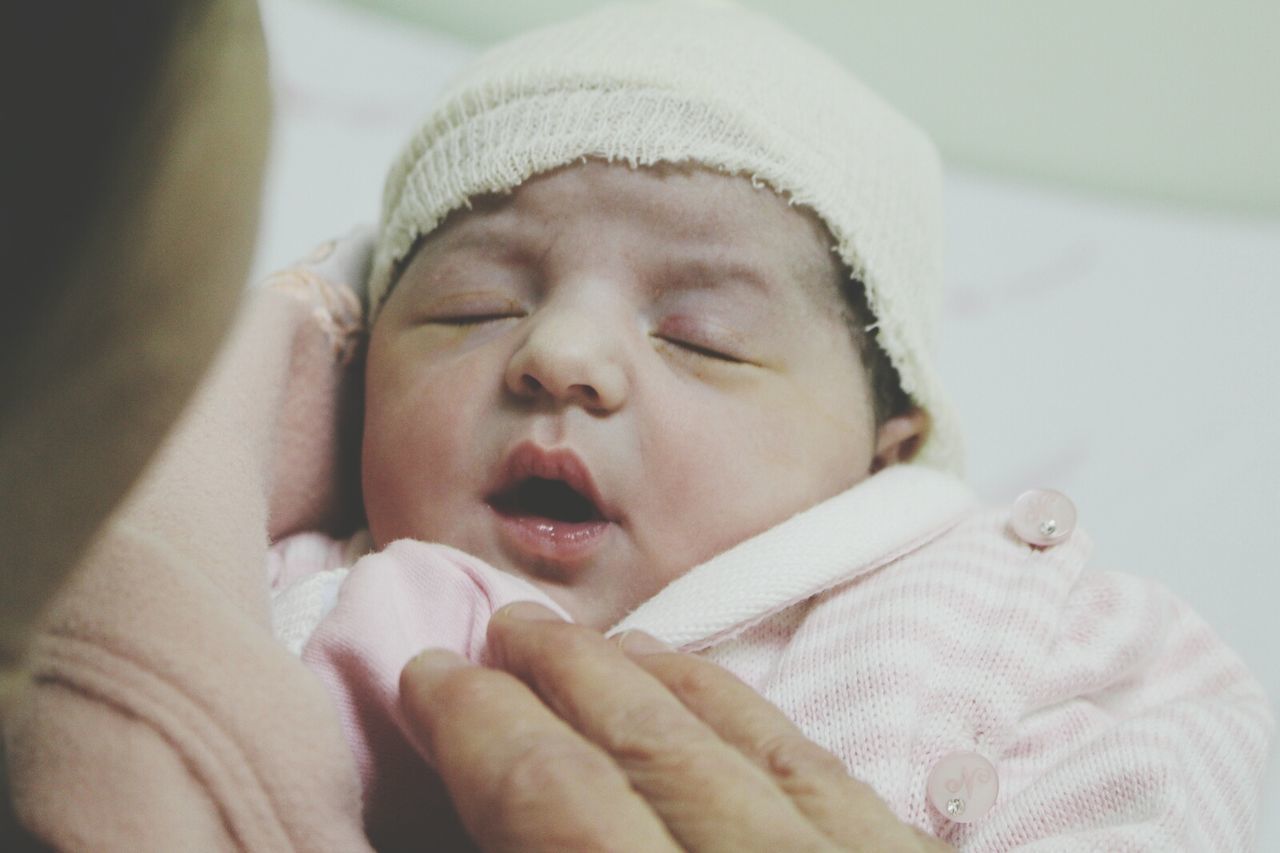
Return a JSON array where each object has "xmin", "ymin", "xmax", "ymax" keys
[
  {"xmin": 292, "ymin": 541, "xmax": 567, "ymax": 843},
  {"xmin": 2, "ymin": 242, "xmax": 376, "ymax": 851},
  {"xmin": 691, "ymin": 509, "xmax": 1276, "ymax": 851}
]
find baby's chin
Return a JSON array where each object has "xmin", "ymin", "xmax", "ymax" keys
[{"xmin": 491, "ymin": 558, "xmax": 636, "ymax": 631}]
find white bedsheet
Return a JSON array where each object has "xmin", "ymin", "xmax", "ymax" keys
[{"xmin": 257, "ymin": 0, "xmax": 1280, "ymax": 839}]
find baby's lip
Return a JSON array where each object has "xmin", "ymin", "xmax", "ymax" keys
[{"xmin": 486, "ymin": 441, "xmax": 620, "ymax": 524}]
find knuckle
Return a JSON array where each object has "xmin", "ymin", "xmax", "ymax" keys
[
  {"xmin": 486, "ymin": 732, "xmax": 627, "ymax": 840},
  {"xmin": 598, "ymin": 701, "xmax": 704, "ymax": 764},
  {"xmin": 428, "ymin": 666, "xmax": 505, "ymax": 716},
  {"xmin": 662, "ymin": 655, "xmax": 726, "ymax": 701},
  {"xmin": 759, "ymin": 732, "xmax": 849, "ymax": 783},
  {"xmin": 485, "ymin": 738, "xmax": 679, "ymax": 853},
  {"xmin": 551, "ymin": 621, "xmax": 605, "ymax": 661},
  {"xmin": 494, "ymin": 737, "xmax": 615, "ymax": 814}
]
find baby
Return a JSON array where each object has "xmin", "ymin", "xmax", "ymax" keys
[
  {"xmin": 360, "ymin": 157, "xmax": 926, "ymax": 629},
  {"xmin": 267, "ymin": 1, "xmax": 1273, "ymax": 849}
]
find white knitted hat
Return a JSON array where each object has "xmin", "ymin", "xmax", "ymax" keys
[{"xmin": 369, "ymin": 0, "xmax": 963, "ymax": 474}]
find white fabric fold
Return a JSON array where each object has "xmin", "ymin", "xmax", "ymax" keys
[{"xmin": 612, "ymin": 464, "xmax": 976, "ymax": 649}]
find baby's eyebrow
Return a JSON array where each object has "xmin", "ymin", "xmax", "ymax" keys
[
  {"xmin": 652, "ymin": 252, "xmax": 778, "ymax": 298},
  {"xmin": 437, "ymin": 217, "xmax": 532, "ymax": 256},
  {"xmin": 434, "ymin": 218, "xmax": 784, "ymax": 299}
]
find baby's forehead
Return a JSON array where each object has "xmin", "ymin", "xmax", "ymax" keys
[{"xmin": 427, "ymin": 161, "xmax": 845, "ymax": 302}]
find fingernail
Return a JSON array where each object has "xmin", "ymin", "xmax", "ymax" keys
[
  {"xmin": 406, "ymin": 648, "xmax": 470, "ymax": 684},
  {"xmin": 495, "ymin": 601, "xmax": 566, "ymax": 622},
  {"xmin": 616, "ymin": 630, "xmax": 675, "ymax": 655}
]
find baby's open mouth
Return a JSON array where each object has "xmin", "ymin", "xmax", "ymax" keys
[
  {"xmin": 486, "ymin": 444, "xmax": 615, "ymax": 567},
  {"xmin": 489, "ymin": 477, "xmax": 605, "ymax": 524}
]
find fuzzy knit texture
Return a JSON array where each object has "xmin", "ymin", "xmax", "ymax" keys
[
  {"xmin": 276, "ymin": 466, "xmax": 1275, "ymax": 851},
  {"xmin": 2, "ymin": 247, "xmax": 376, "ymax": 851},
  {"xmin": 367, "ymin": 0, "xmax": 963, "ymax": 474}
]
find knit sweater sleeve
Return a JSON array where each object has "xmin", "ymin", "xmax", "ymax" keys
[{"xmin": 967, "ymin": 555, "xmax": 1275, "ymax": 850}]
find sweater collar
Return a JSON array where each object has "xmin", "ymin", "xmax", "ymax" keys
[{"xmin": 610, "ymin": 465, "xmax": 976, "ymax": 650}]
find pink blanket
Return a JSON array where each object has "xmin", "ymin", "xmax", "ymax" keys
[{"xmin": 3, "ymin": 236, "xmax": 378, "ymax": 850}]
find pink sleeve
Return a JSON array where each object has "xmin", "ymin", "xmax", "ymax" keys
[{"xmin": 300, "ymin": 540, "xmax": 568, "ymax": 845}]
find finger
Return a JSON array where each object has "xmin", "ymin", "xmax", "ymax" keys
[
  {"xmin": 399, "ymin": 649, "xmax": 679, "ymax": 853},
  {"xmin": 486, "ymin": 605, "xmax": 833, "ymax": 853},
  {"xmin": 618, "ymin": 634, "xmax": 931, "ymax": 850}
]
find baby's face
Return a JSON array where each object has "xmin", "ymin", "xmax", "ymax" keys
[{"xmin": 363, "ymin": 161, "xmax": 878, "ymax": 628}]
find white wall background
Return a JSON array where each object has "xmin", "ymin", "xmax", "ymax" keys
[{"xmin": 339, "ymin": 0, "xmax": 1280, "ymax": 214}]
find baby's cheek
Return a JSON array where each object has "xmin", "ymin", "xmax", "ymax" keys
[
  {"xmin": 361, "ymin": 396, "xmax": 450, "ymax": 537},
  {"xmin": 770, "ymin": 373, "xmax": 875, "ymax": 478},
  {"xmin": 360, "ymin": 450, "xmax": 402, "ymax": 546},
  {"xmin": 657, "ymin": 417, "xmax": 793, "ymax": 553},
  {"xmin": 732, "ymin": 387, "xmax": 833, "ymax": 469},
  {"xmin": 663, "ymin": 396, "xmax": 866, "ymax": 558}
]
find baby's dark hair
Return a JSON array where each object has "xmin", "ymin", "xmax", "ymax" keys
[{"xmin": 838, "ymin": 275, "xmax": 914, "ymax": 427}]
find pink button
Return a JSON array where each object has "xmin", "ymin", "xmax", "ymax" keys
[
  {"xmin": 926, "ymin": 750, "xmax": 998, "ymax": 823},
  {"xmin": 1010, "ymin": 489, "xmax": 1077, "ymax": 547}
]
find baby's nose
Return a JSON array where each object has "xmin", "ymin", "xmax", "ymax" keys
[{"xmin": 504, "ymin": 310, "xmax": 628, "ymax": 413}]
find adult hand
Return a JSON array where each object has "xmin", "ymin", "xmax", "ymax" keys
[{"xmin": 400, "ymin": 602, "xmax": 952, "ymax": 852}]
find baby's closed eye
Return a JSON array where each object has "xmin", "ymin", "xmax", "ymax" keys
[
  {"xmin": 416, "ymin": 291, "xmax": 527, "ymax": 326},
  {"xmin": 653, "ymin": 315, "xmax": 755, "ymax": 365}
]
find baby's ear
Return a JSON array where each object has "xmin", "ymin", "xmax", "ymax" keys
[{"xmin": 870, "ymin": 407, "xmax": 930, "ymax": 473}]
